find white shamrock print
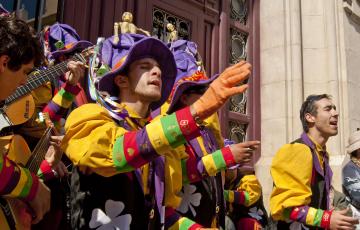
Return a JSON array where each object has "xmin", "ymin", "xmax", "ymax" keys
[
  {"xmin": 177, "ymin": 184, "xmax": 202, "ymax": 216},
  {"xmin": 89, "ymin": 199, "xmax": 132, "ymax": 230},
  {"xmin": 248, "ymin": 207, "xmax": 264, "ymax": 220}
]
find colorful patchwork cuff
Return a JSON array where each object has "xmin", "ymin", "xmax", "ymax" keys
[
  {"xmin": 177, "ymin": 217, "xmax": 203, "ymax": 230},
  {"xmin": 201, "ymin": 146, "xmax": 235, "ymax": 176},
  {"xmin": 285, "ymin": 206, "xmax": 332, "ymax": 228},
  {"xmin": 224, "ymin": 190, "xmax": 250, "ymax": 206},
  {"xmin": 23, "ymin": 173, "xmax": 39, "ymax": 202},
  {"xmin": 52, "ymin": 88, "xmax": 75, "ymax": 108},
  {"xmin": 320, "ymin": 210, "xmax": 332, "ymax": 229},
  {"xmin": 0, "ymin": 157, "xmax": 17, "ymax": 193},
  {"xmin": 37, "ymin": 160, "xmax": 56, "ymax": 181},
  {"xmin": 63, "ymin": 82, "xmax": 81, "ymax": 95},
  {"xmin": 112, "ymin": 135, "xmax": 136, "ymax": 172},
  {"xmin": 175, "ymin": 106, "xmax": 200, "ymax": 141}
]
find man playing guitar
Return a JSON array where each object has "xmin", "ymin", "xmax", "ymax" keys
[
  {"xmin": 27, "ymin": 23, "xmax": 91, "ymax": 230},
  {"xmin": 0, "ymin": 14, "xmax": 50, "ymax": 228}
]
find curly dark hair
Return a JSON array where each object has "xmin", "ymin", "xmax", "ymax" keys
[
  {"xmin": 300, "ymin": 94, "xmax": 332, "ymax": 132},
  {"xmin": 0, "ymin": 14, "xmax": 43, "ymax": 71}
]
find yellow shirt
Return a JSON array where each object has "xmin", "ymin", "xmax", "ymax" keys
[{"xmin": 270, "ymin": 135, "xmax": 327, "ymax": 220}]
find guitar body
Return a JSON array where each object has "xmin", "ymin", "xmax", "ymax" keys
[
  {"xmin": 0, "ymin": 135, "xmax": 34, "ymax": 230},
  {"xmin": 0, "ymin": 94, "xmax": 35, "ymax": 131},
  {"xmin": 0, "ymin": 47, "xmax": 94, "ymax": 132}
]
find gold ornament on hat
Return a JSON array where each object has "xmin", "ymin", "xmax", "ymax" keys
[
  {"xmin": 113, "ymin": 12, "xmax": 151, "ymax": 44},
  {"xmin": 166, "ymin": 23, "xmax": 178, "ymax": 43}
]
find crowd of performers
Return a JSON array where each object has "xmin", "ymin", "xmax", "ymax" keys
[{"xmin": 1, "ymin": 10, "xmax": 360, "ymax": 230}]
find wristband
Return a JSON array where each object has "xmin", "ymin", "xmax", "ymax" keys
[{"xmin": 320, "ymin": 210, "xmax": 333, "ymax": 229}]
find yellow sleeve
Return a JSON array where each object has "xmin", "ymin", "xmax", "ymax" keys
[
  {"xmin": 164, "ymin": 147, "xmax": 187, "ymax": 209},
  {"xmin": 270, "ymin": 143, "xmax": 313, "ymax": 220},
  {"xmin": 237, "ymin": 174, "xmax": 262, "ymax": 206},
  {"xmin": 61, "ymin": 103, "xmax": 127, "ymax": 177}
]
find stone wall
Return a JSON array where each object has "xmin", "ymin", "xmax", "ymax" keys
[{"xmin": 257, "ymin": 0, "xmax": 354, "ymax": 211}]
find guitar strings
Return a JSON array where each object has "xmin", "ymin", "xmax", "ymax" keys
[
  {"xmin": 30, "ymin": 132, "xmax": 51, "ymax": 172},
  {"xmin": 25, "ymin": 53, "xmax": 85, "ymax": 85},
  {"xmin": 27, "ymin": 128, "xmax": 53, "ymax": 172},
  {"xmin": 28, "ymin": 129, "xmax": 50, "ymax": 171},
  {"xmin": 5, "ymin": 64, "xmax": 68, "ymax": 104},
  {"xmin": 31, "ymin": 129, "xmax": 52, "ymax": 171},
  {"xmin": 5, "ymin": 54, "xmax": 84, "ymax": 104}
]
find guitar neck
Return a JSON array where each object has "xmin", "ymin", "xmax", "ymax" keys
[
  {"xmin": 26, "ymin": 127, "xmax": 53, "ymax": 173},
  {"xmin": 26, "ymin": 112, "xmax": 59, "ymax": 173},
  {"xmin": 5, "ymin": 54, "xmax": 83, "ymax": 105}
]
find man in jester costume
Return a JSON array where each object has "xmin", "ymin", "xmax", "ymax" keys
[
  {"xmin": 61, "ymin": 32, "xmax": 252, "ymax": 229},
  {"xmin": 270, "ymin": 94, "xmax": 359, "ymax": 229},
  {"xmin": 158, "ymin": 40, "xmax": 262, "ymax": 229}
]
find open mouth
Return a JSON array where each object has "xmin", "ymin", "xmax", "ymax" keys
[
  {"xmin": 330, "ymin": 120, "xmax": 338, "ymax": 127},
  {"xmin": 149, "ymin": 79, "xmax": 160, "ymax": 87}
]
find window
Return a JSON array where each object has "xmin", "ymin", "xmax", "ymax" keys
[
  {"xmin": 0, "ymin": 0, "xmax": 59, "ymax": 31},
  {"xmin": 152, "ymin": 7, "xmax": 191, "ymax": 42},
  {"xmin": 227, "ymin": 0, "xmax": 251, "ymax": 143}
]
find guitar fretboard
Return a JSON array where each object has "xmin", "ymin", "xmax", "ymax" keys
[
  {"xmin": 26, "ymin": 126, "xmax": 53, "ymax": 172},
  {"xmin": 4, "ymin": 54, "xmax": 83, "ymax": 105}
]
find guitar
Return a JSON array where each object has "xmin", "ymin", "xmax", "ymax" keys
[
  {"xmin": 0, "ymin": 47, "xmax": 93, "ymax": 131},
  {"xmin": 0, "ymin": 113, "xmax": 58, "ymax": 229}
]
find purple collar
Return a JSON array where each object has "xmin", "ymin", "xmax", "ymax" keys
[{"xmin": 301, "ymin": 132, "xmax": 333, "ymax": 208}]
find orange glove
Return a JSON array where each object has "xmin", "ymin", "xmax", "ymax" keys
[{"xmin": 192, "ymin": 61, "xmax": 251, "ymax": 120}]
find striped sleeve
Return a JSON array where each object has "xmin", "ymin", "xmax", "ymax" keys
[
  {"xmin": 165, "ymin": 207, "xmax": 203, "ymax": 230},
  {"xmin": 227, "ymin": 174, "xmax": 262, "ymax": 207},
  {"xmin": 42, "ymin": 82, "xmax": 81, "ymax": 122},
  {"xmin": 224, "ymin": 190, "xmax": 250, "ymax": 206},
  {"xmin": 182, "ymin": 146, "xmax": 235, "ymax": 184},
  {"xmin": 62, "ymin": 104, "xmax": 201, "ymax": 176},
  {"xmin": 112, "ymin": 106, "xmax": 200, "ymax": 172},
  {"xmin": 0, "ymin": 155, "xmax": 39, "ymax": 201},
  {"xmin": 283, "ymin": 206, "xmax": 332, "ymax": 229}
]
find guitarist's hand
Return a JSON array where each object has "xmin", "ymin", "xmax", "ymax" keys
[
  {"xmin": 29, "ymin": 181, "xmax": 50, "ymax": 224},
  {"xmin": 65, "ymin": 61, "xmax": 85, "ymax": 85},
  {"xmin": 45, "ymin": 135, "xmax": 64, "ymax": 167},
  {"xmin": 52, "ymin": 161, "xmax": 69, "ymax": 178}
]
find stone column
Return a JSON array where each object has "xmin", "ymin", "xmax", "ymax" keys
[
  {"xmin": 257, "ymin": 0, "xmax": 350, "ymax": 210},
  {"xmin": 300, "ymin": 0, "xmax": 349, "ymax": 189},
  {"xmin": 257, "ymin": 0, "xmax": 304, "ymax": 210}
]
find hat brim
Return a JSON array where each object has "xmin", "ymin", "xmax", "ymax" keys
[
  {"xmin": 167, "ymin": 74, "xmax": 218, "ymax": 114},
  {"xmin": 51, "ymin": 40, "xmax": 93, "ymax": 59},
  {"xmin": 347, "ymin": 142, "xmax": 360, "ymax": 154},
  {"xmin": 97, "ymin": 37, "xmax": 177, "ymax": 111}
]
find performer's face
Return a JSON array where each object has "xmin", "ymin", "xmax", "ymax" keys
[
  {"xmin": 0, "ymin": 55, "xmax": 34, "ymax": 100},
  {"xmin": 180, "ymin": 93, "xmax": 201, "ymax": 106},
  {"xmin": 179, "ymin": 85, "xmax": 208, "ymax": 107},
  {"xmin": 127, "ymin": 58, "xmax": 162, "ymax": 103},
  {"xmin": 309, "ymin": 98, "xmax": 339, "ymax": 137}
]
